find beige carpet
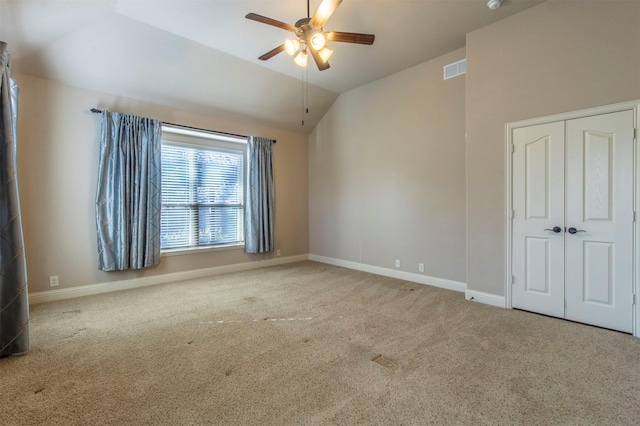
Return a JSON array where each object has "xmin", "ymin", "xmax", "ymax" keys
[{"xmin": 2, "ymin": 261, "xmax": 640, "ymax": 425}]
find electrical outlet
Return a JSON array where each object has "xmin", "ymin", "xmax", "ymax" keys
[
  {"xmin": 395, "ymin": 259, "xmax": 401, "ymax": 268},
  {"xmin": 418, "ymin": 263, "xmax": 425, "ymax": 273},
  {"xmin": 49, "ymin": 276, "xmax": 59, "ymax": 287},
  {"xmin": 276, "ymin": 249, "xmax": 281, "ymax": 257}
]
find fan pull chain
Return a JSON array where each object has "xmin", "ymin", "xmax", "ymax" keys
[
  {"xmin": 301, "ymin": 66, "xmax": 310, "ymax": 126},
  {"xmin": 301, "ymin": 68, "xmax": 305, "ymax": 126}
]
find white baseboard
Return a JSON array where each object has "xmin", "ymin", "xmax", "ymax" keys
[
  {"xmin": 29, "ymin": 254, "xmax": 309, "ymax": 305},
  {"xmin": 30, "ymin": 254, "xmax": 507, "ymax": 310},
  {"xmin": 308, "ymin": 254, "xmax": 467, "ymax": 293},
  {"xmin": 465, "ymin": 289, "xmax": 506, "ymax": 308}
]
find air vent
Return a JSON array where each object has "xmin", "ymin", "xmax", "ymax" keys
[{"xmin": 444, "ymin": 59, "xmax": 466, "ymax": 80}]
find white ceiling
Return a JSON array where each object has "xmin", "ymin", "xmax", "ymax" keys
[{"xmin": 0, "ymin": 0, "xmax": 544, "ymax": 133}]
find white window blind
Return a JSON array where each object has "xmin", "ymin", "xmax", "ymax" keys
[{"xmin": 160, "ymin": 137, "xmax": 245, "ymax": 251}]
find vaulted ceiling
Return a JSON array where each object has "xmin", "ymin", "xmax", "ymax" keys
[{"xmin": 0, "ymin": 0, "xmax": 543, "ymax": 133}]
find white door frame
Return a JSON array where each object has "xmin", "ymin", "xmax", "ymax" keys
[{"xmin": 505, "ymin": 100, "xmax": 640, "ymax": 337}]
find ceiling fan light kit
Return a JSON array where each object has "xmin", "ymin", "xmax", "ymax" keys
[
  {"xmin": 294, "ymin": 50, "xmax": 309, "ymax": 67},
  {"xmin": 246, "ymin": 0, "xmax": 375, "ymax": 71},
  {"xmin": 285, "ymin": 39, "xmax": 301, "ymax": 56},
  {"xmin": 310, "ymin": 32, "xmax": 326, "ymax": 50},
  {"xmin": 318, "ymin": 46, "xmax": 333, "ymax": 62}
]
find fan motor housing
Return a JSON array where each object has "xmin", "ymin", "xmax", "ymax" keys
[{"xmin": 294, "ymin": 17, "xmax": 312, "ymax": 28}]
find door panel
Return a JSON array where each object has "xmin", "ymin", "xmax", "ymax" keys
[
  {"xmin": 512, "ymin": 122, "xmax": 565, "ymax": 318},
  {"xmin": 525, "ymin": 138, "xmax": 550, "ymax": 219},
  {"xmin": 565, "ymin": 110, "xmax": 634, "ymax": 333},
  {"xmin": 582, "ymin": 241, "xmax": 613, "ymax": 305},
  {"xmin": 583, "ymin": 131, "xmax": 613, "ymax": 221},
  {"xmin": 525, "ymin": 237, "xmax": 550, "ymax": 294}
]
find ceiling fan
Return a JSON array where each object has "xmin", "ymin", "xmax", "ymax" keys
[{"xmin": 245, "ymin": 0, "xmax": 375, "ymax": 71}]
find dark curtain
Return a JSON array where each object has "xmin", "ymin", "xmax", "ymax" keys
[
  {"xmin": 95, "ymin": 110, "xmax": 162, "ymax": 271},
  {"xmin": 0, "ymin": 41, "xmax": 29, "ymax": 357}
]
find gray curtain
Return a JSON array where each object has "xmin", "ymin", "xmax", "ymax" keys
[
  {"xmin": 0, "ymin": 41, "xmax": 29, "ymax": 357},
  {"xmin": 245, "ymin": 136, "xmax": 275, "ymax": 254},
  {"xmin": 95, "ymin": 110, "xmax": 162, "ymax": 271}
]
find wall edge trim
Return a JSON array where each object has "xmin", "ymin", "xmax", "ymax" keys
[
  {"xmin": 308, "ymin": 254, "xmax": 467, "ymax": 293},
  {"xmin": 465, "ymin": 289, "xmax": 506, "ymax": 308},
  {"xmin": 29, "ymin": 254, "xmax": 310, "ymax": 305}
]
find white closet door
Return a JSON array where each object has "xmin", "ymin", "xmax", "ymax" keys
[
  {"xmin": 565, "ymin": 110, "xmax": 634, "ymax": 333},
  {"xmin": 512, "ymin": 122, "xmax": 566, "ymax": 318}
]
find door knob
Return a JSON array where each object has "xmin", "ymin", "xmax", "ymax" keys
[
  {"xmin": 544, "ymin": 226, "xmax": 562, "ymax": 233},
  {"xmin": 567, "ymin": 227, "xmax": 586, "ymax": 234}
]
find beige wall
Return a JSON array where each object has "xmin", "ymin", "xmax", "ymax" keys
[
  {"xmin": 466, "ymin": 0, "xmax": 640, "ymax": 295},
  {"xmin": 16, "ymin": 74, "xmax": 309, "ymax": 294},
  {"xmin": 17, "ymin": 1, "xmax": 639, "ymax": 299},
  {"xmin": 309, "ymin": 48, "xmax": 467, "ymax": 282}
]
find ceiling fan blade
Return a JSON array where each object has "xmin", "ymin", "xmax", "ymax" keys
[
  {"xmin": 259, "ymin": 44, "xmax": 286, "ymax": 61},
  {"xmin": 326, "ymin": 31, "xmax": 375, "ymax": 45},
  {"xmin": 309, "ymin": 47, "xmax": 330, "ymax": 71},
  {"xmin": 309, "ymin": 0, "xmax": 342, "ymax": 28},
  {"xmin": 245, "ymin": 13, "xmax": 297, "ymax": 32}
]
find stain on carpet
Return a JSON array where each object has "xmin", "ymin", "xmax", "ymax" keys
[
  {"xmin": 62, "ymin": 328, "xmax": 86, "ymax": 340},
  {"xmin": 371, "ymin": 354, "xmax": 399, "ymax": 371}
]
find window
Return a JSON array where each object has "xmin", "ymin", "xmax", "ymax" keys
[{"xmin": 160, "ymin": 127, "xmax": 246, "ymax": 252}]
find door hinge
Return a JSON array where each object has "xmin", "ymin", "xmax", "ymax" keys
[
  {"xmin": 634, "ymin": 211, "xmax": 637, "ymax": 222},
  {"xmin": 633, "ymin": 294, "xmax": 636, "ymax": 306},
  {"xmin": 511, "ymin": 275, "xmax": 516, "ymax": 285},
  {"xmin": 634, "ymin": 128, "xmax": 637, "ymax": 141},
  {"xmin": 511, "ymin": 144, "xmax": 515, "ymax": 153},
  {"xmin": 511, "ymin": 209, "xmax": 515, "ymax": 219}
]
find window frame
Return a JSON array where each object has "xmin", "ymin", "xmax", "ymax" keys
[{"xmin": 160, "ymin": 126, "xmax": 247, "ymax": 256}]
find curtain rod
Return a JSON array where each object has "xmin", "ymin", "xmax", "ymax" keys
[{"xmin": 90, "ymin": 108, "xmax": 275, "ymax": 143}]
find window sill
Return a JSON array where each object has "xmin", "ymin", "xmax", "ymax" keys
[{"xmin": 161, "ymin": 243, "xmax": 245, "ymax": 257}]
